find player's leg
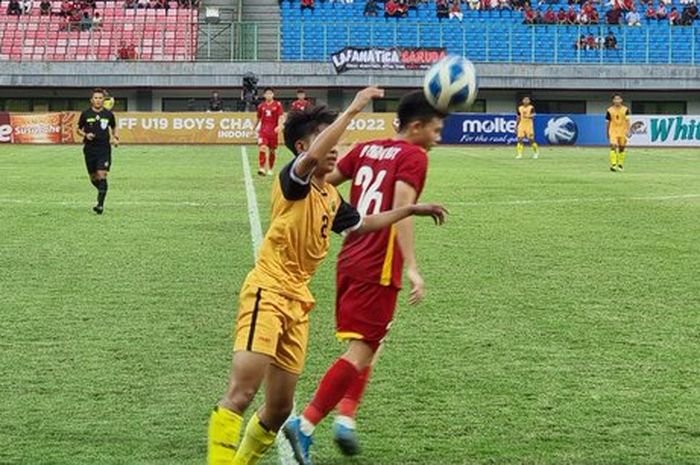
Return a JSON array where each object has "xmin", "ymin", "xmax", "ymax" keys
[
  {"xmin": 529, "ymin": 130, "xmax": 539, "ymax": 158},
  {"xmin": 516, "ymin": 134, "xmax": 524, "ymax": 159},
  {"xmin": 257, "ymin": 138, "xmax": 269, "ymax": 176},
  {"xmin": 209, "ymin": 351, "xmax": 270, "ymax": 465},
  {"xmin": 209, "ymin": 285, "xmax": 284, "ymax": 465},
  {"xmin": 93, "ymin": 164, "xmax": 109, "ymax": 214},
  {"xmin": 617, "ymin": 137, "xmax": 627, "ymax": 170},
  {"xmin": 336, "ymin": 342, "xmax": 382, "ymax": 426},
  {"xmin": 234, "ymin": 365, "xmax": 298, "ymax": 465},
  {"xmin": 267, "ymin": 137, "xmax": 277, "ymax": 176},
  {"xmin": 609, "ymin": 140, "xmax": 618, "ymax": 171}
]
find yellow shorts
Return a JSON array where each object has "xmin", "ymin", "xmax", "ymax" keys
[
  {"xmin": 609, "ymin": 133, "xmax": 627, "ymax": 147},
  {"xmin": 234, "ymin": 284, "xmax": 311, "ymax": 375},
  {"xmin": 517, "ymin": 124, "xmax": 534, "ymax": 139}
]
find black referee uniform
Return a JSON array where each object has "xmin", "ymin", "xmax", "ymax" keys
[{"xmin": 78, "ymin": 108, "xmax": 115, "ymax": 174}]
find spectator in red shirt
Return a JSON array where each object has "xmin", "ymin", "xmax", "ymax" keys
[
  {"xmin": 645, "ymin": 2, "xmax": 655, "ymax": 18},
  {"xmin": 606, "ymin": 5, "xmax": 622, "ymax": 23},
  {"xmin": 397, "ymin": 0, "xmax": 409, "ymax": 17},
  {"xmin": 385, "ymin": 0, "xmax": 399, "ymax": 16},
  {"xmin": 622, "ymin": 0, "xmax": 634, "ymax": 10},
  {"xmin": 449, "ymin": 0, "xmax": 464, "ymax": 20},
  {"xmin": 523, "ymin": 5, "xmax": 536, "ymax": 22},
  {"xmin": 668, "ymin": 6, "xmax": 680, "ymax": 23},
  {"xmin": 290, "ymin": 89, "xmax": 311, "ymax": 112},
  {"xmin": 301, "ymin": 0, "xmax": 314, "ymax": 11},
  {"xmin": 60, "ymin": 0, "xmax": 72, "ymax": 15},
  {"xmin": 586, "ymin": 34, "xmax": 597, "ymax": 49},
  {"xmin": 590, "ymin": 8, "xmax": 600, "ymax": 23},
  {"xmin": 582, "ymin": 1, "xmax": 593, "ymax": 14},
  {"xmin": 566, "ymin": 5, "xmax": 577, "ymax": 23},
  {"xmin": 543, "ymin": 6, "xmax": 556, "ymax": 22},
  {"xmin": 557, "ymin": 7, "xmax": 567, "ymax": 22}
]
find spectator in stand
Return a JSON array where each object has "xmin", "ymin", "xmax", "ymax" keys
[
  {"xmin": 137, "ymin": 0, "xmax": 148, "ymax": 8},
  {"xmin": 469, "ymin": 0, "xmax": 480, "ymax": 10},
  {"xmin": 590, "ymin": 7, "xmax": 600, "ymax": 22},
  {"xmin": 543, "ymin": 6, "xmax": 556, "ymax": 22},
  {"xmin": 575, "ymin": 34, "xmax": 586, "ymax": 49},
  {"xmin": 566, "ymin": 5, "xmax": 577, "ymax": 23},
  {"xmin": 557, "ymin": 6, "xmax": 567, "ymax": 22},
  {"xmin": 20, "ymin": 0, "xmax": 33, "ymax": 14},
  {"xmin": 449, "ymin": 0, "xmax": 464, "ymax": 20},
  {"xmin": 604, "ymin": 31, "xmax": 617, "ymax": 48},
  {"xmin": 586, "ymin": 33, "xmax": 597, "ymax": 49},
  {"xmin": 124, "ymin": 0, "xmax": 135, "ymax": 7},
  {"xmin": 626, "ymin": 7, "xmax": 641, "ymax": 23},
  {"xmin": 7, "ymin": 0, "xmax": 21, "ymax": 14},
  {"xmin": 300, "ymin": 0, "xmax": 314, "ymax": 10},
  {"xmin": 581, "ymin": 0, "xmax": 593, "ymax": 14},
  {"xmin": 684, "ymin": 3, "xmax": 698, "ymax": 23},
  {"xmin": 364, "ymin": 0, "xmax": 378, "ymax": 15},
  {"xmin": 385, "ymin": 0, "xmax": 399, "ymax": 16},
  {"xmin": 578, "ymin": 9, "xmax": 591, "ymax": 23},
  {"xmin": 668, "ymin": 6, "xmax": 680, "ymax": 23},
  {"xmin": 92, "ymin": 11, "xmax": 102, "ymax": 28},
  {"xmin": 397, "ymin": 0, "xmax": 409, "ymax": 17},
  {"xmin": 645, "ymin": 1, "xmax": 655, "ymax": 18},
  {"xmin": 117, "ymin": 42, "xmax": 137, "ymax": 60},
  {"xmin": 523, "ymin": 4, "xmax": 536, "ymax": 22},
  {"xmin": 656, "ymin": 3, "xmax": 667, "ymax": 18},
  {"xmin": 209, "ymin": 91, "xmax": 224, "ymax": 112},
  {"xmin": 498, "ymin": 0, "xmax": 512, "ymax": 9},
  {"xmin": 621, "ymin": 0, "xmax": 633, "ymax": 10},
  {"xmin": 39, "ymin": 0, "xmax": 51, "ymax": 14},
  {"xmin": 436, "ymin": 0, "xmax": 450, "ymax": 18},
  {"xmin": 80, "ymin": 11, "xmax": 92, "ymax": 30},
  {"xmin": 606, "ymin": 5, "xmax": 622, "ymax": 22}
]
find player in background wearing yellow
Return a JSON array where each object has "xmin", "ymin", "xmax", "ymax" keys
[
  {"xmin": 606, "ymin": 94, "xmax": 630, "ymax": 172},
  {"xmin": 207, "ymin": 87, "xmax": 447, "ymax": 465},
  {"xmin": 516, "ymin": 96, "xmax": 539, "ymax": 159}
]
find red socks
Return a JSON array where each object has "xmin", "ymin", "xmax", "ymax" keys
[
  {"xmin": 258, "ymin": 150, "xmax": 266, "ymax": 169},
  {"xmin": 303, "ymin": 358, "xmax": 359, "ymax": 425},
  {"xmin": 338, "ymin": 365, "xmax": 372, "ymax": 419},
  {"xmin": 269, "ymin": 150, "xmax": 276, "ymax": 169}
]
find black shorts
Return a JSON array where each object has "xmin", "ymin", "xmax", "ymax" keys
[{"xmin": 83, "ymin": 144, "xmax": 112, "ymax": 174}]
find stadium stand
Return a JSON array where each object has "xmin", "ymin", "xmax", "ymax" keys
[
  {"xmin": 280, "ymin": 0, "xmax": 700, "ymax": 64},
  {"xmin": 0, "ymin": 1, "xmax": 198, "ymax": 61}
]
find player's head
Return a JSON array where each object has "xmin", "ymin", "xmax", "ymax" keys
[
  {"xmin": 612, "ymin": 93, "xmax": 623, "ymax": 106},
  {"xmin": 263, "ymin": 87, "xmax": 274, "ymax": 102},
  {"xmin": 91, "ymin": 88, "xmax": 105, "ymax": 110},
  {"xmin": 396, "ymin": 90, "xmax": 446, "ymax": 150},
  {"xmin": 284, "ymin": 105, "xmax": 339, "ymax": 174},
  {"xmin": 522, "ymin": 96, "xmax": 531, "ymax": 106},
  {"xmin": 296, "ymin": 89, "xmax": 306, "ymax": 100}
]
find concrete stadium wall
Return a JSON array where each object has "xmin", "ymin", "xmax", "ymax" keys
[{"xmin": 3, "ymin": 61, "xmax": 700, "ymax": 90}]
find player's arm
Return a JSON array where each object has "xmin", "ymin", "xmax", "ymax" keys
[
  {"xmin": 109, "ymin": 112, "xmax": 119, "ymax": 146},
  {"xmin": 605, "ymin": 111, "xmax": 611, "ymax": 135},
  {"xmin": 275, "ymin": 107, "xmax": 286, "ymax": 134},
  {"xmin": 624, "ymin": 108, "xmax": 631, "ymax": 132},
  {"xmin": 516, "ymin": 107, "xmax": 521, "ymax": 125},
  {"xmin": 278, "ymin": 156, "xmax": 312, "ymax": 201},
  {"xmin": 393, "ymin": 181, "xmax": 423, "ymax": 304},
  {"xmin": 293, "ymin": 87, "xmax": 384, "ymax": 180},
  {"xmin": 331, "ymin": 198, "xmax": 446, "ymax": 237},
  {"xmin": 76, "ymin": 112, "xmax": 93, "ymax": 140}
]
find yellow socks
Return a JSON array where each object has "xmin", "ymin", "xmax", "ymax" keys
[
  {"xmin": 233, "ymin": 412, "xmax": 277, "ymax": 465},
  {"xmin": 618, "ymin": 151, "xmax": 626, "ymax": 167},
  {"xmin": 516, "ymin": 143, "xmax": 524, "ymax": 157},
  {"xmin": 609, "ymin": 149, "xmax": 618, "ymax": 167},
  {"xmin": 531, "ymin": 142, "xmax": 539, "ymax": 155},
  {"xmin": 208, "ymin": 406, "xmax": 243, "ymax": 465}
]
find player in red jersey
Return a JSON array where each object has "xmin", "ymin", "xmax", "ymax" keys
[
  {"xmin": 290, "ymin": 88, "xmax": 311, "ymax": 113},
  {"xmin": 284, "ymin": 91, "xmax": 447, "ymax": 464},
  {"xmin": 256, "ymin": 87, "xmax": 285, "ymax": 176}
]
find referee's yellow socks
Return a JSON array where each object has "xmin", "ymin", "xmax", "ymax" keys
[
  {"xmin": 609, "ymin": 149, "xmax": 617, "ymax": 167},
  {"xmin": 618, "ymin": 151, "xmax": 626, "ymax": 167},
  {"xmin": 233, "ymin": 412, "xmax": 277, "ymax": 465},
  {"xmin": 208, "ymin": 406, "xmax": 243, "ymax": 465}
]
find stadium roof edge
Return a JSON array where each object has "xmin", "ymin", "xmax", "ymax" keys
[{"xmin": 2, "ymin": 62, "xmax": 700, "ymax": 90}]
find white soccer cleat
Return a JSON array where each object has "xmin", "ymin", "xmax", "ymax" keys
[{"xmin": 267, "ymin": 169, "xmax": 274, "ymax": 176}]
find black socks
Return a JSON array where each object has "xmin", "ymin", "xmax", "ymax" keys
[{"xmin": 96, "ymin": 178, "xmax": 108, "ymax": 207}]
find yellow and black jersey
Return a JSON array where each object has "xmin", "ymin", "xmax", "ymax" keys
[
  {"xmin": 606, "ymin": 105, "xmax": 630, "ymax": 135},
  {"xmin": 517, "ymin": 104, "xmax": 535, "ymax": 124},
  {"xmin": 244, "ymin": 156, "xmax": 362, "ymax": 306}
]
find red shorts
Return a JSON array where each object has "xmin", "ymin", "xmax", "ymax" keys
[
  {"xmin": 258, "ymin": 131, "xmax": 278, "ymax": 150},
  {"xmin": 335, "ymin": 273, "xmax": 399, "ymax": 352}
]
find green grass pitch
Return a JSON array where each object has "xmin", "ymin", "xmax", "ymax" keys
[{"xmin": 1, "ymin": 144, "xmax": 699, "ymax": 465}]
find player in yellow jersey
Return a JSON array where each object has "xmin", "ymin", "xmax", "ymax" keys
[
  {"xmin": 207, "ymin": 87, "xmax": 447, "ymax": 465},
  {"xmin": 606, "ymin": 93, "xmax": 630, "ymax": 172},
  {"xmin": 516, "ymin": 96, "xmax": 539, "ymax": 159}
]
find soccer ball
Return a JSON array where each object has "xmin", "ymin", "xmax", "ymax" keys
[
  {"xmin": 423, "ymin": 55, "xmax": 478, "ymax": 113},
  {"xmin": 544, "ymin": 116, "xmax": 578, "ymax": 145}
]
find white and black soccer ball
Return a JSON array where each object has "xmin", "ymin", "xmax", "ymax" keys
[
  {"xmin": 544, "ymin": 116, "xmax": 578, "ymax": 145},
  {"xmin": 423, "ymin": 55, "xmax": 478, "ymax": 114}
]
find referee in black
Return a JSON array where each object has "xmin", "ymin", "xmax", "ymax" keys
[{"xmin": 77, "ymin": 88, "xmax": 119, "ymax": 214}]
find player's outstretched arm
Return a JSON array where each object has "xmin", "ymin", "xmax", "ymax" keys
[
  {"xmin": 357, "ymin": 203, "xmax": 447, "ymax": 234},
  {"xmin": 294, "ymin": 87, "xmax": 384, "ymax": 180}
]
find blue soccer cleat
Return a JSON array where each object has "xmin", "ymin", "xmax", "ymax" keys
[
  {"xmin": 333, "ymin": 418, "xmax": 361, "ymax": 456},
  {"xmin": 282, "ymin": 416, "xmax": 314, "ymax": 465}
]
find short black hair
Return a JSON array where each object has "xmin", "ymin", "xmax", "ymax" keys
[
  {"xmin": 397, "ymin": 90, "xmax": 447, "ymax": 131},
  {"xmin": 92, "ymin": 87, "xmax": 105, "ymax": 96},
  {"xmin": 263, "ymin": 87, "xmax": 274, "ymax": 93},
  {"xmin": 612, "ymin": 93, "xmax": 623, "ymax": 99},
  {"xmin": 297, "ymin": 89, "xmax": 305, "ymax": 93},
  {"xmin": 284, "ymin": 105, "xmax": 338, "ymax": 156}
]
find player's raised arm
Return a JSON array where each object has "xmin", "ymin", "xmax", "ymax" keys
[
  {"xmin": 357, "ymin": 203, "xmax": 447, "ymax": 233},
  {"xmin": 294, "ymin": 87, "xmax": 384, "ymax": 180}
]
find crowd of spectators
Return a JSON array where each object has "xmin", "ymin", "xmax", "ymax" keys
[
  {"xmin": 522, "ymin": 0, "xmax": 697, "ymax": 25},
  {"xmin": 123, "ymin": 0, "xmax": 198, "ymax": 9},
  {"xmin": 575, "ymin": 30, "xmax": 617, "ymax": 48}
]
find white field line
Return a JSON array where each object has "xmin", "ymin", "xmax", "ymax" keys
[
  {"xmin": 0, "ymin": 199, "xmax": 239, "ymax": 207},
  {"xmin": 240, "ymin": 146, "xmax": 263, "ymax": 258}
]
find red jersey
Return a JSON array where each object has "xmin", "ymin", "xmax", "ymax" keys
[
  {"xmin": 290, "ymin": 99, "xmax": 311, "ymax": 112},
  {"xmin": 336, "ymin": 139, "xmax": 428, "ymax": 289},
  {"xmin": 257, "ymin": 100, "xmax": 283, "ymax": 134}
]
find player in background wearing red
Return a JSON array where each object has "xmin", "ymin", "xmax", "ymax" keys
[
  {"xmin": 284, "ymin": 91, "xmax": 447, "ymax": 464},
  {"xmin": 256, "ymin": 87, "xmax": 285, "ymax": 176},
  {"xmin": 290, "ymin": 89, "xmax": 311, "ymax": 113}
]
